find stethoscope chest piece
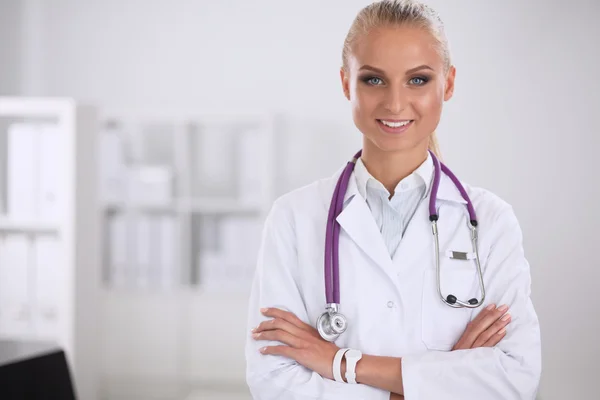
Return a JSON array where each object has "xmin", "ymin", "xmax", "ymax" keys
[{"xmin": 317, "ymin": 304, "xmax": 347, "ymax": 342}]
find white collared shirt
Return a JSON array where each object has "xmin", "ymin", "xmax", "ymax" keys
[{"xmin": 353, "ymin": 153, "xmax": 434, "ymax": 258}]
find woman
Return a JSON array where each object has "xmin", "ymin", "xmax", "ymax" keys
[{"xmin": 245, "ymin": 1, "xmax": 541, "ymax": 399}]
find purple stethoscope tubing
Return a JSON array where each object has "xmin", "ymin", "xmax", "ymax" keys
[{"xmin": 317, "ymin": 149, "xmax": 486, "ymax": 341}]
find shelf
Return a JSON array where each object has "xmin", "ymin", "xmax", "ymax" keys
[
  {"xmin": 104, "ymin": 199, "xmax": 263, "ymax": 215},
  {"xmin": 179, "ymin": 198, "xmax": 263, "ymax": 214},
  {"xmin": 0, "ymin": 218, "xmax": 60, "ymax": 235},
  {"xmin": 104, "ymin": 202, "xmax": 177, "ymax": 214}
]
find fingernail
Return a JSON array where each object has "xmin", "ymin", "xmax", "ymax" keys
[
  {"xmin": 497, "ymin": 328, "xmax": 506, "ymax": 335},
  {"xmin": 251, "ymin": 327, "xmax": 257, "ymax": 333},
  {"xmin": 259, "ymin": 347, "xmax": 267, "ymax": 353},
  {"xmin": 260, "ymin": 308, "xmax": 268, "ymax": 313},
  {"xmin": 497, "ymin": 304, "xmax": 508, "ymax": 312},
  {"xmin": 486, "ymin": 304, "xmax": 495, "ymax": 311},
  {"xmin": 252, "ymin": 333, "xmax": 260, "ymax": 339},
  {"xmin": 501, "ymin": 313, "xmax": 511, "ymax": 321}
]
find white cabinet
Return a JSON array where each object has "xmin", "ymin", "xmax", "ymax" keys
[{"xmin": 0, "ymin": 97, "xmax": 100, "ymax": 400}]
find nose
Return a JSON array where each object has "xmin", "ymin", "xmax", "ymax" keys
[{"xmin": 383, "ymin": 87, "xmax": 406, "ymax": 114}]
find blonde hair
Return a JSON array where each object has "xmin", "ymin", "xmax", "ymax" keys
[{"xmin": 342, "ymin": 0, "xmax": 450, "ymax": 159}]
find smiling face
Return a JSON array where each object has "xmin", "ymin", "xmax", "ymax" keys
[{"xmin": 341, "ymin": 25, "xmax": 456, "ymax": 157}]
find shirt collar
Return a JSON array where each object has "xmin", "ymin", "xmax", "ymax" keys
[{"xmin": 353, "ymin": 152, "xmax": 434, "ymax": 200}]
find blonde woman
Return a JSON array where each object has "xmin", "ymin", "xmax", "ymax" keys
[{"xmin": 245, "ymin": 1, "xmax": 541, "ymax": 399}]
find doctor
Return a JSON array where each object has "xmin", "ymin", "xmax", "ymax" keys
[{"xmin": 245, "ymin": 1, "xmax": 541, "ymax": 399}]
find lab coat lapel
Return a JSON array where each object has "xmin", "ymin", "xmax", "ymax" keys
[
  {"xmin": 392, "ymin": 173, "xmax": 468, "ymax": 274},
  {"xmin": 335, "ymin": 172, "xmax": 394, "ymax": 272}
]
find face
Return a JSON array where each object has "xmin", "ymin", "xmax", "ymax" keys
[{"xmin": 340, "ymin": 25, "xmax": 455, "ymax": 156}]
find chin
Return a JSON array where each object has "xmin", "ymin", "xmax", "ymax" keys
[
  {"xmin": 364, "ymin": 134, "xmax": 430, "ymax": 157},
  {"xmin": 369, "ymin": 136, "xmax": 417, "ymax": 154}
]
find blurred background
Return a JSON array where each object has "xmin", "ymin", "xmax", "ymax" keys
[{"xmin": 0, "ymin": 0, "xmax": 598, "ymax": 399}]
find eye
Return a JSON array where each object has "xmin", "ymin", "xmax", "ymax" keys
[
  {"xmin": 409, "ymin": 76, "xmax": 429, "ymax": 86},
  {"xmin": 361, "ymin": 76, "xmax": 384, "ymax": 86}
]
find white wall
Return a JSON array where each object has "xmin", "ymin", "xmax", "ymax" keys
[
  {"xmin": 0, "ymin": 0, "xmax": 23, "ymax": 95},
  {"xmin": 9, "ymin": 0, "xmax": 600, "ymax": 399}
]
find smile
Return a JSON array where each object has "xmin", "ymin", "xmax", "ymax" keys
[{"xmin": 376, "ymin": 119, "xmax": 414, "ymax": 134}]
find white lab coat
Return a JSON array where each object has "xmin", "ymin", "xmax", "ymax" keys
[{"xmin": 245, "ymin": 165, "xmax": 542, "ymax": 400}]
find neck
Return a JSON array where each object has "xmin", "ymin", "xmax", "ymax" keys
[{"xmin": 360, "ymin": 140, "xmax": 429, "ymax": 197}]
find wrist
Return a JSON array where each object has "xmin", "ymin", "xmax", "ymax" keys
[{"xmin": 341, "ymin": 358, "xmax": 347, "ymax": 382}]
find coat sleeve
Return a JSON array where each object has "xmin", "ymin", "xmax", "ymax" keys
[
  {"xmin": 245, "ymin": 198, "xmax": 391, "ymax": 400},
  {"xmin": 401, "ymin": 205, "xmax": 542, "ymax": 400}
]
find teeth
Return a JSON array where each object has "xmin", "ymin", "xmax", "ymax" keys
[{"xmin": 380, "ymin": 120, "xmax": 411, "ymax": 128}]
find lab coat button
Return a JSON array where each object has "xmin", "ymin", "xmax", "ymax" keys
[{"xmin": 387, "ymin": 301, "xmax": 394, "ymax": 308}]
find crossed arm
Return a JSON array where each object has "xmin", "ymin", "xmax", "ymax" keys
[{"xmin": 251, "ymin": 304, "xmax": 512, "ymax": 397}]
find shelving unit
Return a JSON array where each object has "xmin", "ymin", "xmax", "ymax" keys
[
  {"xmin": 99, "ymin": 112, "xmax": 274, "ymax": 291},
  {"xmin": 0, "ymin": 97, "xmax": 100, "ymax": 400},
  {"xmin": 97, "ymin": 111, "xmax": 275, "ymax": 399}
]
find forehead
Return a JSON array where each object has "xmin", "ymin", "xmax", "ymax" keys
[{"xmin": 349, "ymin": 26, "xmax": 444, "ymax": 73}]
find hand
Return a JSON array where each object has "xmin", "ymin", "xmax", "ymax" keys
[
  {"xmin": 452, "ymin": 303, "xmax": 511, "ymax": 350},
  {"xmin": 252, "ymin": 308, "xmax": 340, "ymax": 380},
  {"xmin": 390, "ymin": 393, "xmax": 405, "ymax": 399}
]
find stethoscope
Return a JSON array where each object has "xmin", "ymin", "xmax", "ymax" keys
[{"xmin": 317, "ymin": 149, "xmax": 486, "ymax": 342}]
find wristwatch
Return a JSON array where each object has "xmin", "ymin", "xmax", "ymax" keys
[{"xmin": 344, "ymin": 349, "xmax": 363, "ymax": 384}]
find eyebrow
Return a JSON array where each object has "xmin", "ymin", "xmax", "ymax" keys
[{"xmin": 358, "ymin": 64, "xmax": 434, "ymax": 75}]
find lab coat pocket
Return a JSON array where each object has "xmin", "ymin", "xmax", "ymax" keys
[{"xmin": 421, "ymin": 266, "xmax": 478, "ymax": 351}]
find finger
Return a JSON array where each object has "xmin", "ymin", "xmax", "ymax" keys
[
  {"xmin": 261, "ymin": 308, "xmax": 312, "ymax": 332},
  {"xmin": 453, "ymin": 304, "xmax": 501, "ymax": 350},
  {"xmin": 482, "ymin": 327, "xmax": 507, "ymax": 347},
  {"xmin": 259, "ymin": 345, "xmax": 296, "ymax": 359},
  {"xmin": 460, "ymin": 304, "xmax": 509, "ymax": 348},
  {"xmin": 252, "ymin": 329, "xmax": 304, "ymax": 348},
  {"xmin": 253, "ymin": 317, "xmax": 309, "ymax": 340},
  {"xmin": 470, "ymin": 303, "xmax": 496, "ymax": 325},
  {"xmin": 454, "ymin": 304, "xmax": 496, "ymax": 349},
  {"xmin": 472, "ymin": 313, "xmax": 511, "ymax": 348}
]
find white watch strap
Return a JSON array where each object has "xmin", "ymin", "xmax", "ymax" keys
[
  {"xmin": 344, "ymin": 349, "xmax": 363, "ymax": 384},
  {"xmin": 333, "ymin": 348, "xmax": 350, "ymax": 383}
]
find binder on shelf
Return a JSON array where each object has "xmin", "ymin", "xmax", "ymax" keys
[
  {"xmin": 33, "ymin": 236, "xmax": 62, "ymax": 339},
  {"xmin": 0, "ymin": 236, "xmax": 33, "ymax": 337},
  {"xmin": 7, "ymin": 123, "xmax": 38, "ymax": 220},
  {"xmin": 237, "ymin": 128, "xmax": 263, "ymax": 206},
  {"xmin": 126, "ymin": 165, "xmax": 174, "ymax": 207},
  {"xmin": 107, "ymin": 215, "xmax": 130, "ymax": 288},
  {"xmin": 38, "ymin": 124, "xmax": 62, "ymax": 222},
  {"xmin": 157, "ymin": 215, "xmax": 177, "ymax": 290},
  {"xmin": 100, "ymin": 127, "xmax": 127, "ymax": 204},
  {"xmin": 6, "ymin": 122, "xmax": 63, "ymax": 223},
  {"xmin": 134, "ymin": 215, "xmax": 152, "ymax": 289}
]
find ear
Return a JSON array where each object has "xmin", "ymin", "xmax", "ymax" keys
[
  {"xmin": 444, "ymin": 65, "xmax": 456, "ymax": 101},
  {"xmin": 340, "ymin": 67, "xmax": 350, "ymax": 100}
]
